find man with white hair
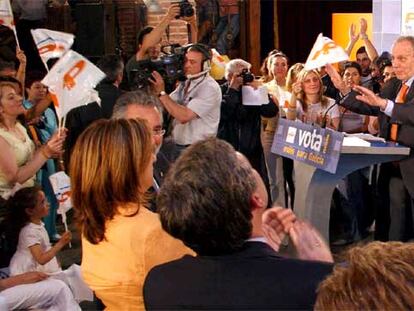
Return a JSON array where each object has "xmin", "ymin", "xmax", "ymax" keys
[{"xmin": 217, "ymin": 58, "xmax": 278, "ymax": 189}]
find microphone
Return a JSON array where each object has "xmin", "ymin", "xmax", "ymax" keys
[{"xmin": 321, "ymin": 101, "xmax": 339, "ymax": 128}]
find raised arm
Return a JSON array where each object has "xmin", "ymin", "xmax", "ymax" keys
[
  {"xmin": 0, "ymin": 130, "xmax": 66, "ymax": 186},
  {"xmin": 359, "ymin": 18, "xmax": 378, "ymax": 61},
  {"xmin": 345, "ymin": 23, "xmax": 358, "ymax": 56},
  {"xmin": 136, "ymin": 4, "xmax": 181, "ymax": 61}
]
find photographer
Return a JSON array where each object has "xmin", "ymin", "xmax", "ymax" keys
[
  {"xmin": 217, "ymin": 59, "xmax": 278, "ymax": 186},
  {"xmin": 151, "ymin": 44, "xmax": 221, "ymax": 153},
  {"xmin": 126, "ymin": 3, "xmax": 197, "ymax": 85}
]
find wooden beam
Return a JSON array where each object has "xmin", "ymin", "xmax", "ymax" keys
[{"xmin": 246, "ymin": 0, "xmax": 260, "ymax": 74}]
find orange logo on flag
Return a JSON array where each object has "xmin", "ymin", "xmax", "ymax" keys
[
  {"xmin": 63, "ymin": 60, "xmax": 86, "ymax": 90},
  {"xmin": 58, "ymin": 191, "xmax": 71, "ymax": 204},
  {"xmin": 312, "ymin": 42, "xmax": 337, "ymax": 60},
  {"xmin": 50, "ymin": 92, "xmax": 59, "ymax": 108},
  {"xmin": 38, "ymin": 44, "xmax": 65, "ymax": 55}
]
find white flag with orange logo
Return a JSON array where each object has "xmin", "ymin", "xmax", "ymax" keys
[
  {"xmin": 42, "ymin": 50, "xmax": 106, "ymax": 120},
  {"xmin": 0, "ymin": 0, "xmax": 19, "ymax": 46},
  {"xmin": 31, "ymin": 29, "xmax": 74, "ymax": 67},
  {"xmin": 304, "ymin": 33, "xmax": 349, "ymax": 71},
  {"xmin": 0, "ymin": 0, "xmax": 14, "ymax": 29}
]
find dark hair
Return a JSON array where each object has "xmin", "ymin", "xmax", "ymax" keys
[
  {"xmin": 70, "ymin": 118, "xmax": 153, "ymax": 244},
  {"xmin": 379, "ymin": 59, "xmax": 392, "ymax": 74},
  {"xmin": 157, "ymin": 138, "xmax": 256, "ymax": 256},
  {"xmin": 97, "ymin": 54, "xmax": 124, "ymax": 84},
  {"xmin": 25, "ymin": 71, "xmax": 46, "ymax": 89},
  {"xmin": 343, "ymin": 61, "xmax": 362, "ymax": 76},
  {"xmin": 186, "ymin": 43, "xmax": 212, "ymax": 61},
  {"xmin": 3, "ymin": 186, "xmax": 42, "ymax": 256},
  {"xmin": 137, "ymin": 26, "xmax": 154, "ymax": 46},
  {"xmin": 0, "ymin": 60, "xmax": 15, "ymax": 72},
  {"xmin": 356, "ymin": 46, "xmax": 367, "ymax": 55}
]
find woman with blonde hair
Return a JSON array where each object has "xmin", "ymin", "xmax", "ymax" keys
[
  {"xmin": 0, "ymin": 81, "xmax": 65, "ymax": 199},
  {"xmin": 287, "ymin": 69, "xmax": 340, "ymax": 129},
  {"xmin": 70, "ymin": 118, "xmax": 192, "ymax": 310}
]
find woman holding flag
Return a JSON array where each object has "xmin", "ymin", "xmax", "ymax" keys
[{"xmin": 0, "ymin": 81, "xmax": 65, "ymax": 199}]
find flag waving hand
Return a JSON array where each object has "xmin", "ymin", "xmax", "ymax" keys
[
  {"xmin": 42, "ymin": 50, "xmax": 106, "ymax": 120},
  {"xmin": 304, "ymin": 33, "xmax": 349, "ymax": 71}
]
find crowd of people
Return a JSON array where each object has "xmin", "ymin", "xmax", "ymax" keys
[{"xmin": 1, "ymin": 1, "xmax": 414, "ymax": 309}]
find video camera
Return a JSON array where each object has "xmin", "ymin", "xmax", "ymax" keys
[{"xmin": 129, "ymin": 44, "xmax": 187, "ymax": 90}]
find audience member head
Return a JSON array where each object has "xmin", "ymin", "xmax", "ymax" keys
[
  {"xmin": 25, "ymin": 71, "xmax": 47, "ymax": 102},
  {"xmin": 137, "ymin": 26, "xmax": 160, "ymax": 60},
  {"xmin": 380, "ymin": 59, "xmax": 395, "ymax": 83},
  {"xmin": 0, "ymin": 76, "xmax": 22, "ymax": 95},
  {"xmin": 0, "ymin": 81, "xmax": 24, "ymax": 127},
  {"xmin": 356, "ymin": 46, "xmax": 371, "ymax": 76},
  {"xmin": 342, "ymin": 61, "xmax": 362, "ymax": 88},
  {"xmin": 70, "ymin": 118, "xmax": 154, "ymax": 244},
  {"xmin": 97, "ymin": 54, "xmax": 124, "ymax": 86},
  {"xmin": 0, "ymin": 60, "xmax": 16, "ymax": 78},
  {"xmin": 4, "ymin": 186, "xmax": 44, "ymax": 252},
  {"xmin": 112, "ymin": 90, "xmax": 164, "ymax": 151},
  {"xmin": 315, "ymin": 242, "xmax": 414, "ymax": 310},
  {"xmin": 260, "ymin": 49, "xmax": 280, "ymax": 82},
  {"xmin": 184, "ymin": 44, "xmax": 212, "ymax": 76},
  {"xmin": 296, "ymin": 69, "xmax": 327, "ymax": 110},
  {"xmin": 158, "ymin": 138, "xmax": 268, "ymax": 256},
  {"xmin": 224, "ymin": 58, "xmax": 251, "ymax": 81},
  {"xmin": 286, "ymin": 63, "xmax": 304, "ymax": 92},
  {"xmin": 391, "ymin": 36, "xmax": 414, "ymax": 81},
  {"xmin": 269, "ymin": 51, "xmax": 288, "ymax": 84}
]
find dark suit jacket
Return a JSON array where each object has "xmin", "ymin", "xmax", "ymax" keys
[
  {"xmin": 143, "ymin": 242, "xmax": 332, "ymax": 310},
  {"xmin": 341, "ymin": 77, "xmax": 414, "ymax": 197}
]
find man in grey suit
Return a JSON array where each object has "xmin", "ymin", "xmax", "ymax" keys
[{"xmin": 327, "ymin": 35, "xmax": 414, "ymax": 241}]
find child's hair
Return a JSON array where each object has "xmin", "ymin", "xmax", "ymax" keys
[{"xmin": 3, "ymin": 186, "xmax": 42, "ymax": 258}]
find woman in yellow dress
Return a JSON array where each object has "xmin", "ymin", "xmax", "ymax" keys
[{"xmin": 70, "ymin": 118, "xmax": 193, "ymax": 310}]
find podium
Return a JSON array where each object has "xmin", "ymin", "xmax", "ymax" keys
[{"xmin": 293, "ymin": 142, "xmax": 411, "ymax": 241}]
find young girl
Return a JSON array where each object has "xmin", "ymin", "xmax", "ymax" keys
[{"xmin": 6, "ymin": 186, "xmax": 71, "ymax": 275}]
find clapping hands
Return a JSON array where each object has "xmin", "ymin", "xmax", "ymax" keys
[{"xmin": 262, "ymin": 206, "xmax": 333, "ymax": 263}]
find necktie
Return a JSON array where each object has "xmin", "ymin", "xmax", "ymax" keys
[{"xmin": 390, "ymin": 84, "xmax": 409, "ymax": 141}]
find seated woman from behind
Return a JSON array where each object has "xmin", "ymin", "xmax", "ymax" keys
[{"xmin": 70, "ymin": 118, "xmax": 193, "ymax": 310}]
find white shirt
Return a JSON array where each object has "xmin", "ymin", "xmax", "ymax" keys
[
  {"xmin": 383, "ymin": 76, "xmax": 414, "ymax": 117},
  {"xmin": 10, "ymin": 222, "xmax": 61, "ymax": 275},
  {"xmin": 170, "ymin": 74, "xmax": 221, "ymax": 145},
  {"xmin": 295, "ymin": 97, "xmax": 339, "ymax": 125}
]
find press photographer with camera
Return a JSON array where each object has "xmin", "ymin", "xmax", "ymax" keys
[
  {"xmin": 126, "ymin": 2, "xmax": 197, "ymax": 86},
  {"xmin": 151, "ymin": 43, "xmax": 221, "ymax": 153},
  {"xmin": 217, "ymin": 59, "xmax": 278, "ymax": 189}
]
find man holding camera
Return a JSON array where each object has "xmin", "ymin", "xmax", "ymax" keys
[
  {"xmin": 151, "ymin": 44, "xmax": 221, "ymax": 152},
  {"xmin": 126, "ymin": 3, "xmax": 197, "ymax": 85},
  {"xmin": 217, "ymin": 59, "xmax": 278, "ymax": 190}
]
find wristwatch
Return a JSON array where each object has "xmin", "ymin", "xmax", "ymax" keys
[{"xmin": 158, "ymin": 91, "xmax": 167, "ymax": 97}]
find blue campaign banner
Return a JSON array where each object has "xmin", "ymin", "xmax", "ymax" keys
[{"xmin": 271, "ymin": 119, "xmax": 344, "ymax": 174}]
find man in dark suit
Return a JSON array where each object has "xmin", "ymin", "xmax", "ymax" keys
[
  {"xmin": 327, "ymin": 35, "xmax": 414, "ymax": 241},
  {"xmin": 144, "ymin": 138, "xmax": 333, "ymax": 310}
]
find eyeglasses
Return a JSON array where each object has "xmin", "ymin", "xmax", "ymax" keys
[{"xmin": 153, "ymin": 129, "xmax": 166, "ymax": 137}]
